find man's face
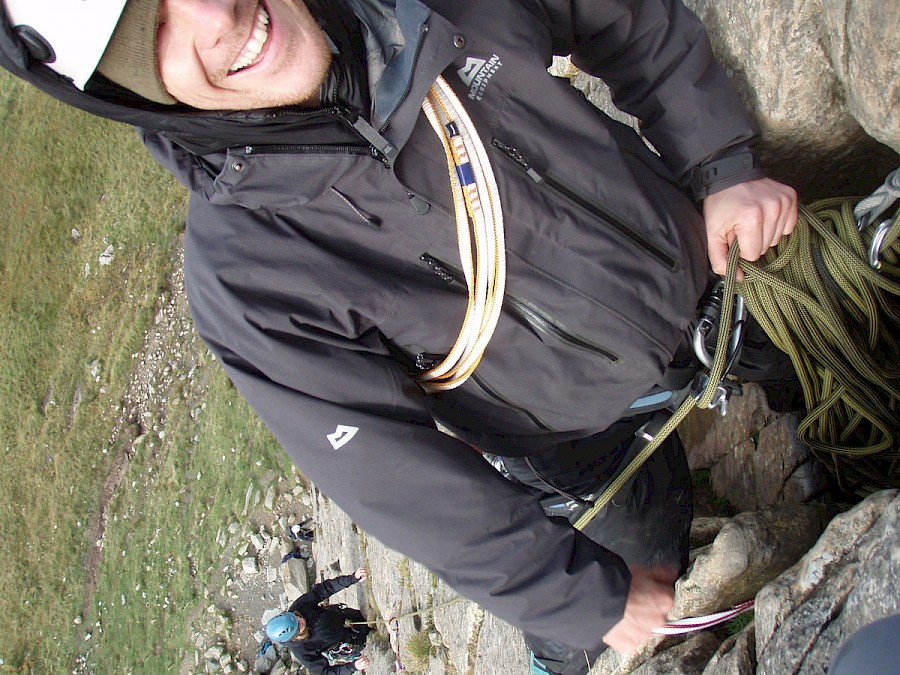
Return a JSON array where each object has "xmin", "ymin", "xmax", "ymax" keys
[
  {"xmin": 156, "ymin": 0, "xmax": 332, "ymax": 110},
  {"xmin": 293, "ymin": 614, "xmax": 309, "ymax": 640}
]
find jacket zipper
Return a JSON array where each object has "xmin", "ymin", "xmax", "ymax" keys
[
  {"xmin": 471, "ymin": 373, "xmax": 552, "ymax": 431},
  {"xmin": 243, "ymin": 144, "xmax": 372, "ymax": 156},
  {"xmin": 491, "ymin": 139, "xmax": 681, "ymax": 272},
  {"xmin": 336, "ymin": 107, "xmax": 399, "ymax": 166},
  {"xmin": 408, "ymin": 320, "xmax": 553, "ymax": 430},
  {"xmin": 241, "ymin": 106, "xmax": 397, "ymax": 166},
  {"xmin": 378, "ymin": 24, "xmax": 429, "ymax": 134},
  {"xmin": 420, "ymin": 254, "xmax": 619, "ymax": 362}
]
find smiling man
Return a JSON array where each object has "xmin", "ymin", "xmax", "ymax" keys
[
  {"xmin": 155, "ymin": 0, "xmax": 333, "ymax": 109},
  {"xmin": 1, "ymin": 1, "xmax": 796, "ymax": 673}
]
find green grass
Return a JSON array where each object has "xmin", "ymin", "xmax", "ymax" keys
[
  {"xmin": 403, "ymin": 629, "xmax": 436, "ymax": 674},
  {"xmin": 85, "ymin": 371, "xmax": 288, "ymax": 671},
  {"xmin": 0, "ymin": 70, "xmax": 287, "ymax": 673},
  {"xmin": 0, "ymin": 70, "xmax": 182, "ymax": 671},
  {"xmin": 725, "ymin": 609, "xmax": 755, "ymax": 637}
]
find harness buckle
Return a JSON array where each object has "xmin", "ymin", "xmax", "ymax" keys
[{"xmin": 689, "ymin": 371, "xmax": 743, "ymax": 417}]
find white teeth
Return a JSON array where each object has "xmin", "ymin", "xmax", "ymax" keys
[{"xmin": 229, "ymin": 6, "xmax": 270, "ymax": 73}]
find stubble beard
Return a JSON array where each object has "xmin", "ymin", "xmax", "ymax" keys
[
  {"xmin": 249, "ymin": 29, "xmax": 332, "ymax": 109},
  {"xmin": 208, "ymin": 0, "xmax": 334, "ymax": 110}
]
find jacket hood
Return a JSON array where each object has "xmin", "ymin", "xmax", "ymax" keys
[{"xmin": 0, "ymin": 0, "xmax": 374, "ymax": 154}]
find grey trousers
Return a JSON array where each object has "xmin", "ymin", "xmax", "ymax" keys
[{"xmin": 501, "ymin": 417, "xmax": 693, "ymax": 675}]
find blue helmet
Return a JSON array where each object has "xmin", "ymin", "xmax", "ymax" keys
[{"xmin": 266, "ymin": 612, "xmax": 299, "ymax": 642}]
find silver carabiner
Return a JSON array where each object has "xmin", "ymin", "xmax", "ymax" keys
[
  {"xmin": 693, "ymin": 281, "xmax": 724, "ymax": 369},
  {"xmin": 692, "ymin": 282, "xmax": 747, "ymax": 372},
  {"xmin": 868, "ymin": 218, "xmax": 893, "ymax": 270}
]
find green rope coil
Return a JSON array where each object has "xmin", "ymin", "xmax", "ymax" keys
[{"xmin": 739, "ymin": 198, "xmax": 900, "ymax": 494}]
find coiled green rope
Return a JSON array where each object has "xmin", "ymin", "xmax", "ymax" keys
[{"xmin": 739, "ymin": 198, "xmax": 899, "ymax": 494}]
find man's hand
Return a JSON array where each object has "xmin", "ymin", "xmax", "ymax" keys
[
  {"xmin": 703, "ymin": 178, "xmax": 798, "ymax": 278},
  {"xmin": 602, "ymin": 566, "xmax": 678, "ymax": 655},
  {"xmin": 354, "ymin": 655, "xmax": 371, "ymax": 670},
  {"xmin": 354, "ymin": 567, "xmax": 368, "ymax": 582}
]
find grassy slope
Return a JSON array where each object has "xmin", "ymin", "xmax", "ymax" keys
[{"xmin": 0, "ymin": 71, "xmax": 286, "ymax": 673}]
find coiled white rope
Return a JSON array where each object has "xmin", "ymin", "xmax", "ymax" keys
[{"xmin": 416, "ymin": 76, "xmax": 506, "ymax": 393}]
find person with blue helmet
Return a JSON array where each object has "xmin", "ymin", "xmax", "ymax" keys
[{"xmin": 264, "ymin": 567, "xmax": 371, "ymax": 674}]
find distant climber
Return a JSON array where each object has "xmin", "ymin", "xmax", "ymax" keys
[{"xmin": 263, "ymin": 568, "xmax": 371, "ymax": 674}]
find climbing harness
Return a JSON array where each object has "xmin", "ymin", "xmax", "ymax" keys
[
  {"xmin": 572, "ymin": 244, "xmax": 744, "ymax": 531},
  {"xmin": 415, "ymin": 76, "xmax": 506, "ymax": 393},
  {"xmin": 322, "ymin": 641, "xmax": 363, "ymax": 667}
]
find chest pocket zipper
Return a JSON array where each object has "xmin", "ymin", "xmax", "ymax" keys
[
  {"xmin": 420, "ymin": 254, "xmax": 620, "ymax": 362},
  {"xmin": 492, "ymin": 139, "xmax": 681, "ymax": 272}
]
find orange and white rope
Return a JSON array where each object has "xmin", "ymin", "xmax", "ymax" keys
[{"xmin": 416, "ymin": 76, "xmax": 506, "ymax": 392}]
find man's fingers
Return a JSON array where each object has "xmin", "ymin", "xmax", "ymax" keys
[
  {"xmin": 735, "ymin": 208, "xmax": 765, "ymax": 262},
  {"xmin": 772, "ymin": 183, "xmax": 799, "ymax": 246},
  {"xmin": 602, "ymin": 566, "xmax": 679, "ymax": 653},
  {"xmin": 707, "ymin": 237, "xmax": 730, "ymax": 276},
  {"xmin": 707, "ymin": 238, "xmax": 745, "ymax": 280},
  {"xmin": 783, "ymin": 190, "xmax": 798, "ymax": 236},
  {"xmin": 703, "ymin": 178, "xmax": 799, "ymax": 274}
]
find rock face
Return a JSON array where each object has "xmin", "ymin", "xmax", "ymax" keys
[
  {"xmin": 818, "ymin": 0, "xmax": 898, "ymax": 152},
  {"xmin": 675, "ymin": 505, "xmax": 828, "ymax": 618},
  {"xmin": 680, "ymin": 384, "xmax": 828, "ymax": 513},
  {"xmin": 632, "ymin": 633, "xmax": 722, "ymax": 675},
  {"xmin": 685, "ymin": 0, "xmax": 898, "ymax": 196},
  {"xmin": 754, "ymin": 490, "xmax": 900, "ymax": 675}
]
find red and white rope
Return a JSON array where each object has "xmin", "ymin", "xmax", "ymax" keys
[{"xmin": 653, "ymin": 600, "xmax": 755, "ymax": 635}]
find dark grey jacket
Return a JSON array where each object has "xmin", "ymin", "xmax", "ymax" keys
[{"xmin": 1, "ymin": 0, "xmax": 761, "ymax": 654}]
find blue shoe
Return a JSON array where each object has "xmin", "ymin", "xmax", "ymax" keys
[{"xmin": 530, "ymin": 652, "xmax": 554, "ymax": 675}]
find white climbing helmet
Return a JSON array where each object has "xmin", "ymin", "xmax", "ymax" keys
[{"xmin": 2, "ymin": 0, "xmax": 129, "ymax": 89}]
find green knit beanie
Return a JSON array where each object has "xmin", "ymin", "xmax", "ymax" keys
[{"xmin": 96, "ymin": 0, "xmax": 175, "ymax": 104}]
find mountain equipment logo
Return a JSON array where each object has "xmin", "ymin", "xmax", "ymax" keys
[
  {"xmin": 457, "ymin": 54, "xmax": 502, "ymax": 101},
  {"xmin": 327, "ymin": 425, "xmax": 359, "ymax": 450},
  {"xmin": 458, "ymin": 57, "xmax": 487, "ymax": 86}
]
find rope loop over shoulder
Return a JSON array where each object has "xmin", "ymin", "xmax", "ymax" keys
[{"xmin": 416, "ymin": 76, "xmax": 506, "ymax": 393}]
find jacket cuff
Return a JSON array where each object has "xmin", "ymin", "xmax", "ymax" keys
[{"xmin": 690, "ymin": 150, "xmax": 765, "ymax": 201}]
